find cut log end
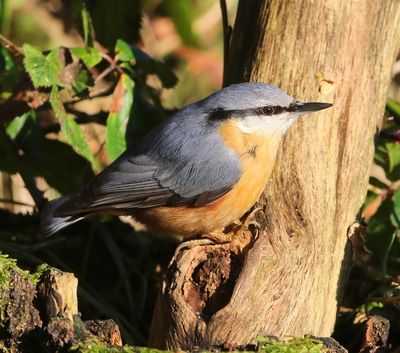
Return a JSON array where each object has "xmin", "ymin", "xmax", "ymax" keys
[{"xmin": 0, "ymin": 262, "xmax": 123, "ymax": 351}]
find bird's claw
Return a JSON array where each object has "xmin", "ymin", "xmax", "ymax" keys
[{"xmin": 174, "ymin": 231, "xmax": 230, "ymax": 255}]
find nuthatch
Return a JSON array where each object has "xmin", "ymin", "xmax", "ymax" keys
[{"xmin": 41, "ymin": 83, "xmax": 332, "ymax": 237}]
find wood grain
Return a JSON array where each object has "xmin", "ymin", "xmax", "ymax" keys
[{"xmin": 149, "ymin": 0, "xmax": 400, "ymax": 349}]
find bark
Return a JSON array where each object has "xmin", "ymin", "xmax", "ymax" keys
[
  {"xmin": 0, "ymin": 259, "xmax": 123, "ymax": 351},
  {"xmin": 37, "ymin": 268, "xmax": 79, "ymax": 323},
  {"xmin": 149, "ymin": 0, "xmax": 400, "ymax": 350},
  {"xmin": 359, "ymin": 316, "xmax": 390, "ymax": 353}
]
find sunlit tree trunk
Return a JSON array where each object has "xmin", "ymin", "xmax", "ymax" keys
[{"xmin": 149, "ymin": 1, "xmax": 400, "ymax": 349}]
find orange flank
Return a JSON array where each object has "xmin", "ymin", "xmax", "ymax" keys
[{"xmin": 133, "ymin": 120, "xmax": 281, "ymax": 237}]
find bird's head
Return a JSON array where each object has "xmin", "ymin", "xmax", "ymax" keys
[{"xmin": 202, "ymin": 82, "xmax": 332, "ymax": 136}]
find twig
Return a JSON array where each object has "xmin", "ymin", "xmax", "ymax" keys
[
  {"xmin": 0, "ymin": 34, "xmax": 23, "ymax": 56},
  {"xmin": 0, "ymin": 198, "xmax": 35, "ymax": 207},
  {"xmin": 94, "ymin": 51, "xmax": 125, "ymax": 83},
  {"xmin": 101, "ymin": 52, "xmax": 124, "ymax": 74},
  {"xmin": 95, "ymin": 65, "xmax": 117, "ymax": 84}
]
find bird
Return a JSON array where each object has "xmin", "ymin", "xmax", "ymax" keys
[{"xmin": 41, "ymin": 82, "xmax": 332, "ymax": 237}]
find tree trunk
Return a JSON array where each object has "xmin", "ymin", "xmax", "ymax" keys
[{"xmin": 149, "ymin": 1, "xmax": 400, "ymax": 350}]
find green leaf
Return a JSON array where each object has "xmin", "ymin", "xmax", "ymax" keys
[
  {"xmin": 387, "ymin": 142, "xmax": 400, "ymax": 174},
  {"xmin": 392, "ymin": 188, "xmax": 400, "ymax": 229},
  {"xmin": 386, "ymin": 98, "xmax": 400, "ymax": 125},
  {"xmin": 22, "ymin": 45, "xmax": 63, "ymax": 88},
  {"xmin": 367, "ymin": 197, "xmax": 397, "ymax": 262},
  {"xmin": 0, "ymin": 45, "xmax": 23, "ymax": 95},
  {"xmin": 5, "ymin": 111, "xmax": 93, "ymax": 194},
  {"xmin": 375, "ymin": 141, "xmax": 400, "ymax": 181},
  {"xmin": 70, "ymin": 47, "xmax": 102, "ymax": 68},
  {"xmin": 72, "ymin": 69, "xmax": 93, "ymax": 96},
  {"xmin": 0, "ymin": 45, "xmax": 14, "ymax": 72},
  {"xmin": 106, "ymin": 74, "xmax": 134, "ymax": 162},
  {"xmin": 115, "ymin": 39, "xmax": 135, "ymax": 62},
  {"xmin": 62, "ymin": 118, "xmax": 100, "ymax": 169},
  {"xmin": 81, "ymin": 5, "xmax": 95, "ymax": 46},
  {"xmin": 50, "ymin": 87, "xmax": 100, "ymax": 171},
  {"xmin": 0, "ymin": 0, "xmax": 4, "ymax": 30},
  {"xmin": 5, "ymin": 112, "xmax": 30, "ymax": 139},
  {"xmin": 49, "ymin": 86, "xmax": 67, "ymax": 118}
]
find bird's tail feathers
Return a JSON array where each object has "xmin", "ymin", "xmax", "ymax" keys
[{"xmin": 41, "ymin": 195, "xmax": 85, "ymax": 236}]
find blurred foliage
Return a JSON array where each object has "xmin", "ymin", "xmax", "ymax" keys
[
  {"xmin": 80, "ymin": 0, "xmax": 143, "ymax": 50},
  {"xmin": 365, "ymin": 100, "xmax": 400, "ymax": 273},
  {"xmin": 334, "ymin": 97, "xmax": 400, "ymax": 351},
  {"xmin": 2, "ymin": 0, "xmax": 400, "ymax": 352},
  {"xmin": 0, "ymin": 0, "xmax": 224, "ymax": 346}
]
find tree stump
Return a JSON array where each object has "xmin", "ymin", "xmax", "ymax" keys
[{"xmin": 149, "ymin": 1, "xmax": 400, "ymax": 349}]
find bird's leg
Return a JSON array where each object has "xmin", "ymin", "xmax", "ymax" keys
[
  {"xmin": 174, "ymin": 230, "xmax": 230, "ymax": 254},
  {"xmin": 174, "ymin": 207, "xmax": 264, "ymax": 255},
  {"xmin": 174, "ymin": 237, "xmax": 219, "ymax": 254}
]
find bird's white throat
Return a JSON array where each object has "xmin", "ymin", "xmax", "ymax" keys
[{"xmin": 235, "ymin": 113, "xmax": 295, "ymax": 136}]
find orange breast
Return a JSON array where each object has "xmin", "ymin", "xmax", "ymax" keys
[{"xmin": 133, "ymin": 120, "xmax": 281, "ymax": 237}]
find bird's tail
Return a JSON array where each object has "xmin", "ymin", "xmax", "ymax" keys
[{"xmin": 40, "ymin": 194, "xmax": 85, "ymax": 236}]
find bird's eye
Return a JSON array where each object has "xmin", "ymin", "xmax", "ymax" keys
[{"xmin": 262, "ymin": 106, "xmax": 274, "ymax": 115}]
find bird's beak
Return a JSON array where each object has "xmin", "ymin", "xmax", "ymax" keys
[{"xmin": 292, "ymin": 102, "xmax": 332, "ymax": 116}]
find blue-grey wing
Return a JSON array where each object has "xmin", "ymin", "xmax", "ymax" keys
[{"xmin": 55, "ymin": 115, "xmax": 241, "ymax": 215}]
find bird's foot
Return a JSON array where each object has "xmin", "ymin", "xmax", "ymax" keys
[
  {"xmin": 245, "ymin": 220, "xmax": 261, "ymax": 238},
  {"xmin": 227, "ymin": 206, "xmax": 263, "ymax": 238},
  {"xmin": 174, "ymin": 231, "xmax": 230, "ymax": 254}
]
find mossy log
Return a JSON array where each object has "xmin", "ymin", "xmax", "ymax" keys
[{"xmin": 0, "ymin": 254, "xmax": 122, "ymax": 352}]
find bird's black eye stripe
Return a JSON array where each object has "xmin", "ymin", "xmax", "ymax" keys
[
  {"xmin": 208, "ymin": 108, "xmax": 235, "ymax": 120},
  {"xmin": 208, "ymin": 105, "xmax": 290, "ymax": 122}
]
